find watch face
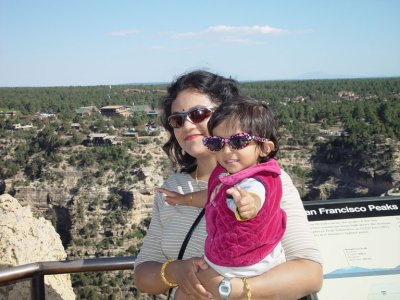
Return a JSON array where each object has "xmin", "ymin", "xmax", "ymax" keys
[{"xmin": 221, "ymin": 286, "xmax": 230, "ymax": 293}]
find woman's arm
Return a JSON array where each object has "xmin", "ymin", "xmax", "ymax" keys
[
  {"xmin": 230, "ymin": 259, "xmax": 322, "ymax": 299},
  {"xmin": 135, "ymin": 175, "xmax": 211, "ymax": 298},
  {"xmin": 196, "ymin": 259, "xmax": 322, "ymax": 299},
  {"xmin": 134, "ymin": 261, "xmax": 171, "ymax": 294},
  {"xmin": 134, "ymin": 191, "xmax": 171, "ymax": 294}
]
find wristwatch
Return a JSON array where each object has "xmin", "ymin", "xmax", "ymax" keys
[{"xmin": 218, "ymin": 277, "xmax": 232, "ymax": 300}]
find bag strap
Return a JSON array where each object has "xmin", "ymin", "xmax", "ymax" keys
[
  {"xmin": 178, "ymin": 208, "xmax": 205, "ymax": 259},
  {"xmin": 167, "ymin": 208, "xmax": 205, "ymax": 299}
]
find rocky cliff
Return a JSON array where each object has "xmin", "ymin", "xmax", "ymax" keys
[{"xmin": 0, "ymin": 194, "xmax": 75, "ymax": 300}]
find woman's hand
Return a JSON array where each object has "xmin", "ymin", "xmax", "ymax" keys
[
  {"xmin": 135, "ymin": 259, "xmax": 213, "ymax": 297},
  {"xmin": 169, "ymin": 257, "xmax": 213, "ymax": 299}
]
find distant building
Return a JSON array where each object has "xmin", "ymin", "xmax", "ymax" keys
[
  {"xmin": 83, "ymin": 133, "xmax": 121, "ymax": 146},
  {"xmin": 100, "ymin": 105, "xmax": 131, "ymax": 118},
  {"xmin": 319, "ymin": 129, "xmax": 348, "ymax": 137},
  {"xmin": 337, "ymin": 91, "xmax": 359, "ymax": 100},
  {"xmin": 147, "ymin": 110, "xmax": 159, "ymax": 117},
  {"xmin": 294, "ymin": 96, "xmax": 305, "ymax": 102},
  {"xmin": 123, "ymin": 88, "xmax": 146, "ymax": 94},
  {"xmin": 12, "ymin": 123, "xmax": 35, "ymax": 130},
  {"xmin": 145, "ymin": 121, "xmax": 159, "ymax": 133},
  {"xmin": 122, "ymin": 128, "xmax": 139, "ymax": 138},
  {"xmin": 36, "ymin": 112, "xmax": 55, "ymax": 119},
  {"xmin": 0, "ymin": 110, "xmax": 17, "ymax": 117},
  {"xmin": 71, "ymin": 123, "xmax": 81, "ymax": 130}
]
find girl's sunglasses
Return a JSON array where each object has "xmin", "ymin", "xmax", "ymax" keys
[
  {"xmin": 167, "ymin": 107, "xmax": 214, "ymax": 129},
  {"xmin": 203, "ymin": 132, "xmax": 268, "ymax": 152}
]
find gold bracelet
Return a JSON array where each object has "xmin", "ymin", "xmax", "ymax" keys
[
  {"xmin": 160, "ymin": 259, "xmax": 178, "ymax": 287},
  {"xmin": 185, "ymin": 194, "xmax": 193, "ymax": 205},
  {"xmin": 241, "ymin": 277, "xmax": 251, "ymax": 300},
  {"xmin": 188, "ymin": 194, "xmax": 193, "ymax": 205}
]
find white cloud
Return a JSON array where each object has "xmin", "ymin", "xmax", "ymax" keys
[
  {"xmin": 221, "ymin": 37, "xmax": 267, "ymax": 45},
  {"xmin": 108, "ymin": 29, "xmax": 142, "ymax": 36},
  {"xmin": 169, "ymin": 25, "xmax": 287, "ymax": 40},
  {"xmin": 204, "ymin": 25, "xmax": 286, "ymax": 35}
]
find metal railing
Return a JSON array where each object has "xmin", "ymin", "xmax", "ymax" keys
[
  {"xmin": 0, "ymin": 255, "xmax": 319, "ymax": 300},
  {"xmin": 0, "ymin": 256, "xmax": 136, "ymax": 300}
]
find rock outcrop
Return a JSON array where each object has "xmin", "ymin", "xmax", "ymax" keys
[{"xmin": 0, "ymin": 194, "xmax": 75, "ymax": 300}]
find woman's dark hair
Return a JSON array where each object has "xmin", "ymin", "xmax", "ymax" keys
[
  {"xmin": 159, "ymin": 70, "xmax": 240, "ymax": 172},
  {"xmin": 207, "ymin": 95, "xmax": 279, "ymax": 162}
]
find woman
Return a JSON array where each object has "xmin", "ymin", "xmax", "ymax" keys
[{"xmin": 134, "ymin": 70, "xmax": 323, "ymax": 299}]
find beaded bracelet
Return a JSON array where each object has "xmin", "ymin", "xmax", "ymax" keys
[
  {"xmin": 241, "ymin": 277, "xmax": 251, "ymax": 300},
  {"xmin": 160, "ymin": 259, "xmax": 178, "ymax": 287}
]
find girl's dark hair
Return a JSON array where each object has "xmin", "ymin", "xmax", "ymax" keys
[
  {"xmin": 207, "ymin": 95, "xmax": 279, "ymax": 162},
  {"xmin": 159, "ymin": 70, "xmax": 240, "ymax": 172}
]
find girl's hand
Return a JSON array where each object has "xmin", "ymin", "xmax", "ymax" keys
[
  {"xmin": 171, "ymin": 257, "xmax": 213, "ymax": 299},
  {"xmin": 226, "ymin": 186, "xmax": 260, "ymax": 220},
  {"xmin": 156, "ymin": 187, "xmax": 188, "ymax": 206}
]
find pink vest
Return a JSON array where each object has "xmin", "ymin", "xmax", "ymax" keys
[{"xmin": 205, "ymin": 160, "xmax": 286, "ymax": 267}]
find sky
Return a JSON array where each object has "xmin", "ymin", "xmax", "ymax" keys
[{"xmin": 0, "ymin": 0, "xmax": 399, "ymax": 87}]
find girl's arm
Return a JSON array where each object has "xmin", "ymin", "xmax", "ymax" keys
[{"xmin": 156, "ymin": 187, "xmax": 207, "ymax": 208}]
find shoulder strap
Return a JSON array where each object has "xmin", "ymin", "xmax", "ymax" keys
[
  {"xmin": 167, "ymin": 208, "xmax": 205, "ymax": 299},
  {"xmin": 178, "ymin": 208, "xmax": 205, "ymax": 259}
]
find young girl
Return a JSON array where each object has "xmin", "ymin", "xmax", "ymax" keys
[{"xmin": 160, "ymin": 95, "xmax": 287, "ymax": 298}]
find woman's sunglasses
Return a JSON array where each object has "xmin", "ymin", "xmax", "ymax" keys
[
  {"xmin": 167, "ymin": 107, "xmax": 214, "ymax": 129},
  {"xmin": 203, "ymin": 132, "xmax": 268, "ymax": 152}
]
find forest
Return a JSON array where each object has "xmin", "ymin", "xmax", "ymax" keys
[{"xmin": 1, "ymin": 77, "xmax": 399, "ymax": 195}]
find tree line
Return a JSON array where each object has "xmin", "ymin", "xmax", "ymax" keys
[{"xmin": 0, "ymin": 77, "xmax": 399, "ymax": 188}]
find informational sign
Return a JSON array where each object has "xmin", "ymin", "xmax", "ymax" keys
[{"xmin": 303, "ymin": 197, "xmax": 400, "ymax": 300}]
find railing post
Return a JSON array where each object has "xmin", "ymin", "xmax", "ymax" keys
[{"xmin": 31, "ymin": 272, "xmax": 45, "ymax": 300}]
